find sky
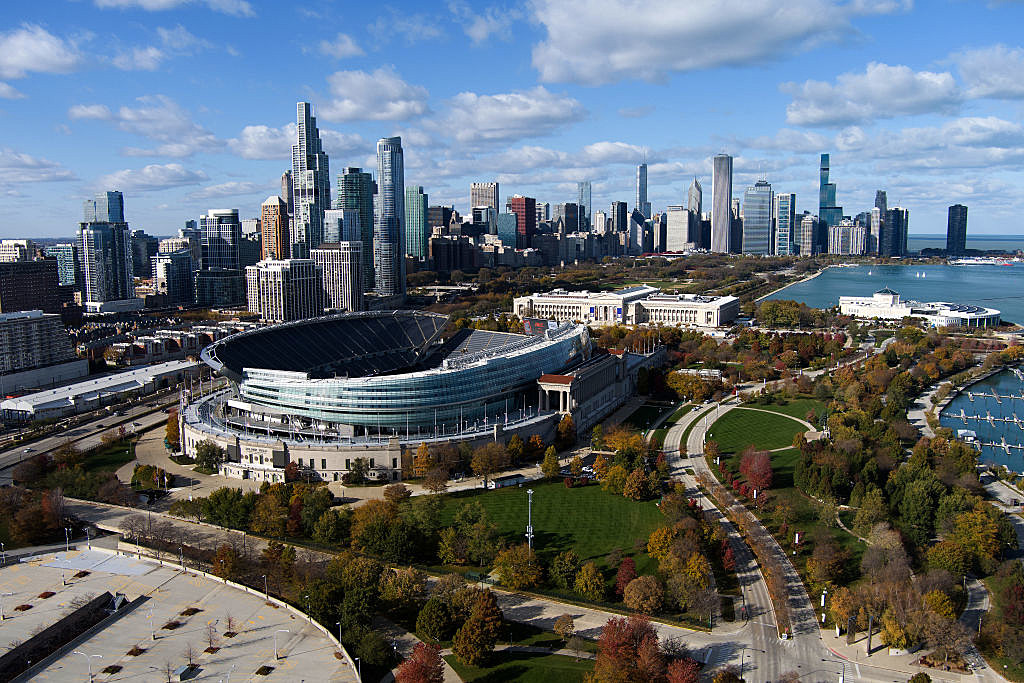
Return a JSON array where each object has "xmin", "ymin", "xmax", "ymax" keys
[{"xmin": 3, "ymin": 0, "xmax": 1024, "ymax": 239}]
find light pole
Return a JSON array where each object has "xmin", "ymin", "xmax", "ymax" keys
[
  {"xmin": 73, "ymin": 650, "xmax": 102, "ymax": 682},
  {"xmin": 274, "ymin": 629, "xmax": 289, "ymax": 660},
  {"xmin": 525, "ymin": 489, "xmax": 534, "ymax": 550},
  {"xmin": 0, "ymin": 591, "xmax": 13, "ymax": 621}
]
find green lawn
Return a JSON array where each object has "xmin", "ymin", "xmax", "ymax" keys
[
  {"xmin": 83, "ymin": 441, "xmax": 135, "ymax": 473},
  {"xmin": 438, "ymin": 481, "xmax": 665, "ymax": 578},
  {"xmin": 705, "ymin": 408, "xmax": 806, "ymax": 455},
  {"xmin": 445, "ymin": 651, "xmax": 593, "ymax": 682}
]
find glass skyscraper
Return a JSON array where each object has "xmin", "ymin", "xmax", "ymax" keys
[
  {"xmin": 291, "ymin": 102, "xmax": 330, "ymax": 258},
  {"xmin": 742, "ymin": 180, "xmax": 772, "ymax": 255},
  {"xmin": 374, "ymin": 136, "xmax": 405, "ymax": 298},
  {"xmin": 404, "ymin": 185, "xmax": 428, "ymax": 261},
  {"xmin": 337, "ymin": 167, "xmax": 376, "ymax": 292}
]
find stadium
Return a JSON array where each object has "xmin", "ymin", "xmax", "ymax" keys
[{"xmin": 181, "ymin": 310, "xmax": 622, "ymax": 483}]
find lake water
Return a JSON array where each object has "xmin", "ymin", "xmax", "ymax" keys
[
  {"xmin": 940, "ymin": 369, "xmax": 1024, "ymax": 472},
  {"xmin": 765, "ymin": 263, "xmax": 1024, "ymax": 324}
]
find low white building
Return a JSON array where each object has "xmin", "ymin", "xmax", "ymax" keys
[
  {"xmin": 839, "ymin": 288, "xmax": 1000, "ymax": 328},
  {"xmin": 513, "ymin": 285, "xmax": 739, "ymax": 328}
]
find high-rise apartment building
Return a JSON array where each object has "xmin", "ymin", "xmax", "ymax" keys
[
  {"xmin": 312, "ymin": 243, "xmax": 363, "ymax": 313},
  {"xmin": 636, "ymin": 164, "xmax": 651, "ymax": 218},
  {"xmin": 44, "ymin": 244, "xmax": 80, "ymax": 287},
  {"xmin": 742, "ymin": 180, "xmax": 772, "ymax": 255},
  {"xmin": 577, "ymin": 181, "xmax": 592, "ymax": 229},
  {"xmin": 246, "ymin": 258, "xmax": 322, "ymax": 323},
  {"xmin": 77, "ymin": 191, "xmax": 134, "ymax": 304},
  {"xmin": 291, "ymin": 102, "xmax": 331, "ymax": 259},
  {"xmin": 152, "ymin": 248, "xmax": 194, "ymax": 305},
  {"xmin": 337, "ymin": 167, "xmax": 376, "ymax": 292},
  {"xmin": 711, "ymin": 154, "xmax": 733, "ymax": 253},
  {"xmin": 405, "ymin": 186, "xmax": 428, "ymax": 261},
  {"xmin": 947, "ymin": 204, "xmax": 968, "ymax": 255},
  {"xmin": 261, "ymin": 196, "xmax": 290, "ymax": 261},
  {"xmin": 818, "ymin": 154, "xmax": 842, "ymax": 252},
  {"xmin": 506, "ymin": 195, "xmax": 537, "ymax": 249},
  {"xmin": 374, "ymin": 136, "xmax": 405, "ymax": 298},
  {"xmin": 773, "ymin": 193, "xmax": 796, "ymax": 256},
  {"xmin": 470, "ymin": 182, "xmax": 499, "ymax": 212}
]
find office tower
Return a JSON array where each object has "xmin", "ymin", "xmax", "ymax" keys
[
  {"xmin": 77, "ymin": 192, "xmax": 134, "ymax": 304},
  {"xmin": 405, "ymin": 186, "xmax": 428, "ymax": 261},
  {"xmin": 152, "ymin": 248, "xmax": 195, "ymax": 305},
  {"xmin": 281, "ymin": 171, "xmax": 294, "ymax": 217},
  {"xmin": 0, "ymin": 240, "xmax": 34, "ymax": 262},
  {"xmin": 427, "ymin": 205, "xmax": 454, "ymax": 230},
  {"xmin": 947, "ymin": 204, "xmax": 968, "ymax": 255},
  {"xmin": 666, "ymin": 206, "xmax": 692, "ymax": 251},
  {"xmin": 131, "ymin": 230, "xmax": 159, "ymax": 278},
  {"xmin": 324, "ymin": 208, "xmax": 359, "ymax": 244},
  {"xmin": 196, "ymin": 209, "xmax": 244, "ymax": 306},
  {"xmin": 470, "ymin": 182, "xmax": 499, "ymax": 212},
  {"xmin": 536, "ymin": 202, "xmax": 550, "ymax": 223},
  {"xmin": 313, "ymin": 242, "xmax": 363, "ymax": 312},
  {"xmin": 635, "ymin": 163, "xmax": 651, "ymax": 218},
  {"xmin": 577, "ymin": 181, "xmax": 592, "ymax": 230},
  {"xmin": 742, "ymin": 180, "xmax": 772, "ymax": 255},
  {"xmin": 291, "ymin": 102, "xmax": 331, "ymax": 258},
  {"xmin": 773, "ymin": 193, "xmax": 796, "ymax": 256},
  {"xmin": 44, "ymin": 244, "xmax": 80, "ymax": 287},
  {"xmin": 881, "ymin": 208, "xmax": 909, "ymax": 257},
  {"xmin": 261, "ymin": 196, "xmax": 290, "ymax": 261},
  {"xmin": 610, "ymin": 201, "xmax": 628, "ymax": 233},
  {"xmin": 554, "ymin": 202, "xmax": 579, "ymax": 233},
  {"xmin": 495, "ymin": 213, "xmax": 518, "ymax": 247},
  {"xmin": 800, "ymin": 214, "xmax": 817, "ymax": 255},
  {"xmin": 374, "ymin": 136, "xmax": 405, "ymax": 298},
  {"xmin": 246, "ymin": 259, "xmax": 322, "ymax": 323},
  {"xmin": 0, "ymin": 261, "xmax": 61, "ymax": 313},
  {"xmin": 818, "ymin": 154, "xmax": 842, "ymax": 252},
  {"xmin": 711, "ymin": 154, "xmax": 733, "ymax": 253},
  {"xmin": 506, "ymin": 195, "xmax": 537, "ymax": 249},
  {"xmin": 687, "ymin": 178, "xmax": 702, "ymax": 216},
  {"xmin": 83, "ymin": 191, "xmax": 124, "ymax": 224},
  {"xmin": 337, "ymin": 167, "xmax": 376, "ymax": 291}
]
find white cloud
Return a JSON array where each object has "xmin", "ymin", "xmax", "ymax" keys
[
  {"xmin": 0, "ymin": 24, "xmax": 81, "ymax": 79},
  {"xmin": 94, "ymin": 0, "xmax": 254, "ymax": 17},
  {"xmin": 97, "ymin": 163, "xmax": 208, "ymax": 192},
  {"xmin": 0, "ymin": 83, "xmax": 25, "ymax": 99},
  {"xmin": 113, "ymin": 46, "xmax": 164, "ymax": 70},
  {"xmin": 529, "ymin": 0, "xmax": 908, "ymax": 85},
  {"xmin": 782, "ymin": 62, "xmax": 961, "ymax": 126},
  {"xmin": 448, "ymin": 1, "xmax": 521, "ymax": 45},
  {"xmin": 954, "ymin": 44, "xmax": 1024, "ymax": 99},
  {"xmin": 69, "ymin": 95, "xmax": 220, "ymax": 157},
  {"xmin": 188, "ymin": 180, "xmax": 266, "ymax": 200},
  {"xmin": 439, "ymin": 86, "xmax": 585, "ymax": 144},
  {"xmin": 0, "ymin": 148, "xmax": 76, "ymax": 184},
  {"xmin": 318, "ymin": 66, "xmax": 429, "ymax": 122},
  {"xmin": 228, "ymin": 122, "xmax": 366, "ymax": 160},
  {"xmin": 317, "ymin": 33, "xmax": 364, "ymax": 59}
]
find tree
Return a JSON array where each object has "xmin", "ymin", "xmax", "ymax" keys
[
  {"xmin": 471, "ymin": 442, "xmax": 508, "ymax": 486},
  {"xmin": 541, "ymin": 447, "xmax": 561, "ymax": 479},
  {"xmin": 194, "ymin": 440, "xmax": 225, "ymax": 471},
  {"xmin": 384, "ymin": 483, "xmax": 412, "ymax": 504},
  {"xmin": 574, "ymin": 562, "xmax": 605, "ymax": 601},
  {"xmin": 416, "ymin": 597, "xmax": 455, "ymax": 642},
  {"xmin": 550, "ymin": 550, "xmax": 581, "ymax": 590},
  {"xmin": 493, "ymin": 544, "xmax": 543, "ymax": 590},
  {"xmin": 165, "ymin": 410, "xmax": 180, "ymax": 451},
  {"xmin": 593, "ymin": 615, "xmax": 665, "ymax": 682},
  {"xmin": 423, "ymin": 467, "xmax": 448, "ymax": 494},
  {"xmin": 556, "ymin": 413, "xmax": 576, "ymax": 450},
  {"xmin": 413, "ymin": 442, "xmax": 433, "ymax": 477},
  {"xmin": 624, "ymin": 576, "xmax": 664, "ymax": 614},
  {"xmin": 615, "ymin": 557, "xmax": 638, "ymax": 597},
  {"xmin": 396, "ymin": 642, "xmax": 444, "ymax": 683}
]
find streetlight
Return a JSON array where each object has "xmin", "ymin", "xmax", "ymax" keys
[
  {"xmin": 73, "ymin": 650, "xmax": 102, "ymax": 682},
  {"xmin": 0, "ymin": 592, "xmax": 13, "ymax": 621},
  {"xmin": 273, "ymin": 629, "xmax": 289, "ymax": 660},
  {"xmin": 525, "ymin": 489, "xmax": 534, "ymax": 550}
]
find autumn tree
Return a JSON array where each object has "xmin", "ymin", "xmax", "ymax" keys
[{"xmin": 396, "ymin": 642, "xmax": 444, "ymax": 683}]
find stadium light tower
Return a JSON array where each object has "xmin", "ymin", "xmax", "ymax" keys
[{"xmin": 525, "ymin": 489, "xmax": 535, "ymax": 550}]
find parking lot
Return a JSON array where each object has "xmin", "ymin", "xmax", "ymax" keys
[{"xmin": 0, "ymin": 548, "xmax": 355, "ymax": 682}]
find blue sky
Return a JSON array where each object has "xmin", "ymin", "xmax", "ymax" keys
[{"xmin": 3, "ymin": 0, "xmax": 1024, "ymax": 238}]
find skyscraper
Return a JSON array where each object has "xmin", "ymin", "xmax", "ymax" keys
[
  {"xmin": 470, "ymin": 182, "xmax": 499, "ymax": 212},
  {"xmin": 773, "ymin": 193, "xmax": 796, "ymax": 256},
  {"xmin": 405, "ymin": 185, "xmax": 428, "ymax": 261},
  {"xmin": 374, "ymin": 136, "xmax": 405, "ymax": 298},
  {"xmin": 291, "ymin": 102, "xmax": 330, "ymax": 258},
  {"xmin": 313, "ymin": 242, "xmax": 363, "ymax": 312},
  {"xmin": 77, "ymin": 191, "xmax": 133, "ymax": 303},
  {"xmin": 506, "ymin": 195, "xmax": 536, "ymax": 249},
  {"xmin": 947, "ymin": 204, "xmax": 968, "ymax": 255},
  {"xmin": 742, "ymin": 180, "xmax": 773, "ymax": 255},
  {"xmin": 337, "ymin": 167, "xmax": 376, "ymax": 292},
  {"xmin": 261, "ymin": 196, "xmax": 290, "ymax": 261},
  {"xmin": 711, "ymin": 154, "xmax": 733, "ymax": 253},
  {"xmin": 635, "ymin": 164, "xmax": 651, "ymax": 218},
  {"xmin": 576, "ymin": 181, "xmax": 592, "ymax": 230},
  {"xmin": 818, "ymin": 154, "xmax": 842, "ymax": 252}
]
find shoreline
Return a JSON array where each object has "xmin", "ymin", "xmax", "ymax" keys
[{"xmin": 756, "ymin": 266, "xmax": 830, "ymax": 303}]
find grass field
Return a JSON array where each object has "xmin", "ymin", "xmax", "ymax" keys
[
  {"xmin": 83, "ymin": 441, "xmax": 136, "ymax": 473},
  {"xmin": 705, "ymin": 408, "xmax": 806, "ymax": 455},
  {"xmin": 438, "ymin": 481, "xmax": 665, "ymax": 578},
  {"xmin": 445, "ymin": 651, "xmax": 593, "ymax": 682}
]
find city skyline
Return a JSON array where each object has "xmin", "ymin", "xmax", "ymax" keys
[{"xmin": 3, "ymin": 2, "xmax": 1024, "ymax": 237}]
